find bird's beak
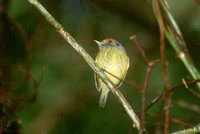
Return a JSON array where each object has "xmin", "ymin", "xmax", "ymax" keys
[{"xmin": 93, "ymin": 40, "xmax": 101, "ymax": 45}]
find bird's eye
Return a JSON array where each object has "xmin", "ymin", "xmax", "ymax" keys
[{"xmin": 108, "ymin": 40, "xmax": 113, "ymax": 44}]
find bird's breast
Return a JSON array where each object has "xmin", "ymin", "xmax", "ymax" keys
[{"xmin": 95, "ymin": 47, "xmax": 129, "ymax": 86}]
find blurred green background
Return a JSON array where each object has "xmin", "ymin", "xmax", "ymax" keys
[{"xmin": 1, "ymin": 0, "xmax": 200, "ymax": 133}]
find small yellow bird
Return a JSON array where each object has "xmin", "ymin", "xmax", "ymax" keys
[{"xmin": 94, "ymin": 39, "xmax": 130, "ymax": 108}]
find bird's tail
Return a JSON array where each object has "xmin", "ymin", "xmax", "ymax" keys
[{"xmin": 99, "ymin": 88, "xmax": 109, "ymax": 108}]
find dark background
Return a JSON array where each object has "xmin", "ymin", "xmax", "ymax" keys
[{"xmin": 0, "ymin": 0, "xmax": 200, "ymax": 133}]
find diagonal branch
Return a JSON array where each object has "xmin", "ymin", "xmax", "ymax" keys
[
  {"xmin": 26, "ymin": 0, "xmax": 140, "ymax": 130},
  {"xmin": 158, "ymin": 0, "xmax": 200, "ymax": 90},
  {"xmin": 145, "ymin": 79, "xmax": 200, "ymax": 112},
  {"xmin": 171, "ymin": 123, "xmax": 200, "ymax": 134}
]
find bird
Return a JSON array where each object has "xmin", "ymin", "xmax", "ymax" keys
[{"xmin": 94, "ymin": 38, "xmax": 130, "ymax": 108}]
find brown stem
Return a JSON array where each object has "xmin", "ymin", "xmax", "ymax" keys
[
  {"xmin": 154, "ymin": 0, "xmax": 171, "ymax": 133},
  {"xmin": 130, "ymin": 35, "xmax": 149, "ymax": 65},
  {"xmin": 130, "ymin": 35, "xmax": 159, "ymax": 134},
  {"xmin": 145, "ymin": 79, "xmax": 200, "ymax": 112},
  {"xmin": 139, "ymin": 65, "xmax": 153, "ymax": 134},
  {"xmin": 147, "ymin": 113, "xmax": 192, "ymax": 128}
]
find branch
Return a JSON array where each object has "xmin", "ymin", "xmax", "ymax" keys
[
  {"xmin": 171, "ymin": 124, "xmax": 200, "ymax": 134},
  {"xmin": 145, "ymin": 79, "xmax": 200, "ymax": 112},
  {"xmin": 26, "ymin": 0, "xmax": 140, "ymax": 130},
  {"xmin": 147, "ymin": 113, "xmax": 193, "ymax": 128},
  {"xmin": 130, "ymin": 35, "xmax": 159, "ymax": 134},
  {"xmin": 18, "ymin": 65, "xmax": 45, "ymax": 103},
  {"xmin": 153, "ymin": 1, "xmax": 171, "ymax": 133},
  {"xmin": 157, "ymin": 0, "xmax": 200, "ymax": 90}
]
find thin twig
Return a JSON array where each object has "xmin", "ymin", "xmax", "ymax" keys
[
  {"xmin": 27, "ymin": 0, "xmax": 140, "ymax": 130},
  {"xmin": 158, "ymin": 0, "xmax": 200, "ymax": 90},
  {"xmin": 186, "ymin": 88, "xmax": 200, "ymax": 98},
  {"xmin": 147, "ymin": 113, "xmax": 192, "ymax": 128},
  {"xmin": 153, "ymin": 1, "xmax": 171, "ymax": 133},
  {"xmin": 130, "ymin": 35, "xmax": 149, "ymax": 65},
  {"xmin": 130, "ymin": 35, "xmax": 159, "ymax": 133},
  {"xmin": 145, "ymin": 79, "xmax": 200, "ymax": 112},
  {"xmin": 171, "ymin": 80, "xmax": 200, "ymax": 91},
  {"xmin": 181, "ymin": 79, "xmax": 200, "ymax": 98},
  {"xmin": 171, "ymin": 118, "xmax": 192, "ymax": 128},
  {"xmin": 174, "ymin": 99, "xmax": 200, "ymax": 114},
  {"xmin": 18, "ymin": 65, "xmax": 45, "ymax": 103},
  {"xmin": 139, "ymin": 65, "xmax": 154, "ymax": 134},
  {"xmin": 145, "ymin": 93, "xmax": 164, "ymax": 112}
]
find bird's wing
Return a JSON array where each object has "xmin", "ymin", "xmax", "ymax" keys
[
  {"xmin": 94, "ymin": 73, "xmax": 101, "ymax": 92},
  {"xmin": 115, "ymin": 56, "xmax": 130, "ymax": 88}
]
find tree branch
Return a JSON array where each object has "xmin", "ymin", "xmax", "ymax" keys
[
  {"xmin": 171, "ymin": 124, "xmax": 200, "ymax": 134},
  {"xmin": 145, "ymin": 79, "xmax": 200, "ymax": 112},
  {"xmin": 26, "ymin": 0, "xmax": 140, "ymax": 130},
  {"xmin": 153, "ymin": 1, "xmax": 171, "ymax": 133},
  {"xmin": 130, "ymin": 35, "xmax": 159, "ymax": 134},
  {"xmin": 158, "ymin": 0, "xmax": 200, "ymax": 90}
]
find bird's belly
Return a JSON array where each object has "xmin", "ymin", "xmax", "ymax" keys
[
  {"xmin": 104, "ymin": 60, "xmax": 127, "ymax": 86},
  {"xmin": 96, "ymin": 48, "xmax": 129, "ymax": 87}
]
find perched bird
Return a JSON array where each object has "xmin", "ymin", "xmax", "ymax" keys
[{"xmin": 94, "ymin": 39, "xmax": 130, "ymax": 108}]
